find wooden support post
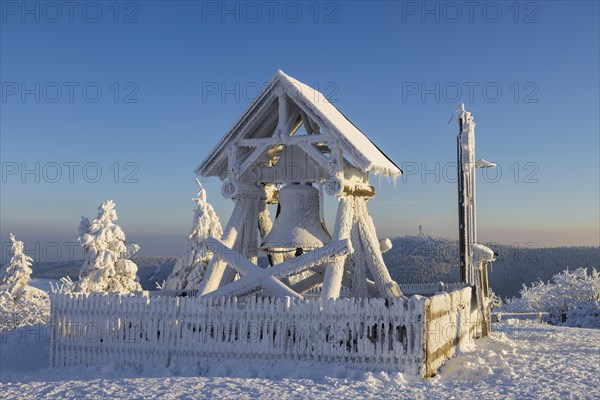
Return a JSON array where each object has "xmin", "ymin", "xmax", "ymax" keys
[
  {"xmin": 349, "ymin": 221, "xmax": 368, "ymax": 297},
  {"xmin": 321, "ymin": 196, "xmax": 354, "ymax": 299},
  {"xmin": 355, "ymin": 197, "xmax": 404, "ymax": 299},
  {"xmin": 199, "ymin": 183, "xmax": 262, "ymax": 294},
  {"xmin": 476, "ymin": 260, "xmax": 492, "ymax": 337},
  {"xmin": 219, "ymin": 193, "xmax": 260, "ymax": 286},
  {"xmin": 197, "ymin": 199, "xmax": 245, "ymax": 295}
]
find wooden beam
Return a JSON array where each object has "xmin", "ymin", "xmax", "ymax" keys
[
  {"xmin": 238, "ymin": 143, "xmax": 271, "ymax": 177},
  {"xmin": 297, "ymin": 142, "xmax": 334, "ymax": 173},
  {"xmin": 238, "ymin": 134, "xmax": 331, "ymax": 147},
  {"xmin": 275, "ymin": 93, "xmax": 289, "ymax": 139},
  {"xmin": 326, "ymin": 178, "xmax": 376, "ymax": 198},
  {"xmin": 271, "ymin": 239, "xmax": 352, "ymax": 279},
  {"xmin": 247, "ymin": 145, "xmax": 331, "ymax": 185},
  {"xmin": 295, "ymin": 100, "xmax": 329, "ymax": 138},
  {"xmin": 342, "ymin": 184, "xmax": 376, "ymax": 198},
  {"xmin": 299, "ymin": 110, "xmax": 312, "ymax": 135},
  {"xmin": 204, "ymin": 238, "xmax": 351, "ymax": 299},
  {"xmin": 290, "ymin": 271, "xmax": 325, "ymax": 294},
  {"xmin": 227, "ymin": 144, "xmax": 238, "ymax": 180}
]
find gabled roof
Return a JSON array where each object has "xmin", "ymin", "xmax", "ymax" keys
[{"xmin": 196, "ymin": 70, "xmax": 401, "ymax": 179}]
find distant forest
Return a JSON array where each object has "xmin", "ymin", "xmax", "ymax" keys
[
  {"xmin": 28, "ymin": 236, "xmax": 599, "ymax": 299},
  {"xmin": 384, "ymin": 236, "xmax": 600, "ymax": 298}
]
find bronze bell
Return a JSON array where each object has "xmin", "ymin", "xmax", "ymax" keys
[{"xmin": 261, "ymin": 183, "xmax": 331, "ymax": 254}]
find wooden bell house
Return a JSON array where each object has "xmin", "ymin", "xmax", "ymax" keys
[{"xmin": 196, "ymin": 70, "xmax": 405, "ymax": 300}]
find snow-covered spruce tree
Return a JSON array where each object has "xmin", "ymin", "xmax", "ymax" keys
[
  {"xmin": 1, "ymin": 233, "xmax": 33, "ymax": 292},
  {"xmin": 0, "ymin": 234, "xmax": 49, "ymax": 332},
  {"xmin": 76, "ymin": 216, "xmax": 92, "ymax": 278},
  {"xmin": 74, "ymin": 200, "xmax": 142, "ymax": 295},
  {"xmin": 163, "ymin": 179, "xmax": 223, "ymax": 290}
]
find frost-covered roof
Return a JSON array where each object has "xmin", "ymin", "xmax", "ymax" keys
[{"xmin": 196, "ymin": 70, "xmax": 402, "ymax": 180}]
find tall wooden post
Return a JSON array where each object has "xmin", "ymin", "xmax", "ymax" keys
[{"xmin": 457, "ymin": 104, "xmax": 477, "ymax": 285}]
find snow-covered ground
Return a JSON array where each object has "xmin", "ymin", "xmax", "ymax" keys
[
  {"xmin": 28, "ymin": 279, "xmax": 59, "ymax": 293},
  {"xmin": 1, "ymin": 320, "xmax": 598, "ymax": 399}
]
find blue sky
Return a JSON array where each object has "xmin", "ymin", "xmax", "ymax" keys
[{"xmin": 1, "ymin": 1, "xmax": 599, "ymax": 260}]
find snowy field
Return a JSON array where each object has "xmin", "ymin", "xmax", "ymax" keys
[{"xmin": 1, "ymin": 319, "xmax": 598, "ymax": 399}]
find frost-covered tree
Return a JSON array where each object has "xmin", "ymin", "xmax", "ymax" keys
[
  {"xmin": 77, "ymin": 216, "xmax": 92, "ymax": 277},
  {"xmin": 49, "ymin": 276, "xmax": 76, "ymax": 295},
  {"xmin": 74, "ymin": 200, "xmax": 142, "ymax": 295},
  {"xmin": 489, "ymin": 289, "xmax": 503, "ymax": 310},
  {"xmin": 0, "ymin": 289, "xmax": 50, "ymax": 332},
  {"xmin": 503, "ymin": 267, "xmax": 600, "ymax": 327},
  {"xmin": 0, "ymin": 234, "xmax": 50, "ymax": 332},
  {"xmin": 0, "ymin": 233, "xmax": 34, "ymax": 292},
  {"xmin": 163, "ymin": 179, "xmax": 223, "ymax": 290}
]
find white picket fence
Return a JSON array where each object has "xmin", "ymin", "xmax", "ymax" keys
[
  {"xmin": 50, "ymin": 293, "xmax": 430, "ymax": 374},
  {"xmin": 49, "ymin": 286, "xmax": 482, "ymax": 377}
]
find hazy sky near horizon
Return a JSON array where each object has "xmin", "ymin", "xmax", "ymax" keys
[{"xmin": 1, "ymin": 1, "xmax": 599, "ymax": 261}]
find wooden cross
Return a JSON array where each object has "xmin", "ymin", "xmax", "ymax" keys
[{"xmin": 203, "ymin": 237, "xmax": 353, "ymax": 299}]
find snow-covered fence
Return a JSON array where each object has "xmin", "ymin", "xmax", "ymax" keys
[
  {"xmin": 398, "ymin": 282, "xmax": 468, "ymax": 296},
  {"xmin": 50, "ymin": 293, "xmax": 429, "ymax": 374},
  {"xmin": 149, "ymin": 289, "xmax": 199, "ymax": 298},
  {"xmin": 298, "ymin": 282, "xmax": 468, "ymax": 297},
  {"xmin": 423, "ymin": 287, "xmax": 481, "ymax": 377},
  {"xmin": 49, "ymin": 287, "xmax": 483, "ymax": 377},
  {"xmin": 303, "ymin": 285, "xmax": 353, "ymax": 297},
  {"xmin": 492, "ymin": 312, "xmax": 549, "ymax": 323}
]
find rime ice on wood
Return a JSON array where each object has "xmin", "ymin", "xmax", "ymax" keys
[
  {"xmin": 457, "ymin": 103, "xmax": 477, "ymax": 286},
  {"xmin": 473, "ymin": 243, "xmax": 496, "ymax": 266},
  {"xmin": 195, "ymin": 70, "xmax": 404, "ymax": 300},
  {"xmin": 456, "ymin": 103, "xmax": 497, "ymax": 335},
  {"xmin": 457, "ymin": 103, "xmax": 496, "ymax": 285}
]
